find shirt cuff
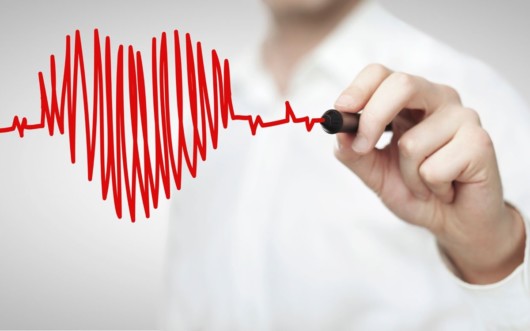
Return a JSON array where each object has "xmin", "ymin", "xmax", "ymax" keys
[{"xmin": 437, "ymin": 209, "xmax": 530, "ymax": 329}]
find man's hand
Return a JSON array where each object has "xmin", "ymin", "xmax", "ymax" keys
[{"xmin": 334, "ymin": 64, "xmax": 526, "ymax": 284}]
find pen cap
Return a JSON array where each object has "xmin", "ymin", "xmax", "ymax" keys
[{"xmin": 321, "ymin": 109, "xmax": 360, "ymax": 134}]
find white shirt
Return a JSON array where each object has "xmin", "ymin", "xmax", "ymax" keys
[{"xmin": 163, "ymin": 1, "xmax": 530, "ymax": 330}]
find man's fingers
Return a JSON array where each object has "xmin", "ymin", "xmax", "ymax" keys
[
  {"xmin": 334, "ymin": 64, "xmax": 392, "ymax": 112},
  {"xmin": 352, "ymin": 73, "xmax": 461, "ymax": 154},
  {"xmin": 334, "ymin": 64, "xmax": 487, "ymax": 207},
  {"xmin": 418, "ymin": 122, "xmax": 493, "ymax": 203},
  {"xmin": 397, "ymin": 106, "xmax": 479, "ymax": 200}
]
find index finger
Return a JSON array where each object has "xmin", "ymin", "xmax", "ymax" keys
[
  {"xmin": 334, "ymin": 64, "xmax": 392, "ymax": 113},
  {"xmin": 347, "ymin": 72, "xmax": 459, "ymax": 153}
]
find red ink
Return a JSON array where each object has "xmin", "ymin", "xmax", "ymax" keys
[{"xmin": 0, "ymin": 29, "xmax": 324, "ymax": 221}]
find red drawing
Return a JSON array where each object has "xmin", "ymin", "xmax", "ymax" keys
[{"xmin": 0, "ymin": 29, "xmax": 324, "ymax": 221}]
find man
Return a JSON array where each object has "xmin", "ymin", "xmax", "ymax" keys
[{"xmin": 164, "ymin": 0, "xmax": 530, "ymax": 329}]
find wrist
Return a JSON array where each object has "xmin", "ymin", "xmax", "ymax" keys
[{"xmin": 436, "ymin": 203, "xmax": 526, "ymax": 284}]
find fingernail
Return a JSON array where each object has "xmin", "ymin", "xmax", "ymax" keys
[
  {"xmin": 351, "ymin": 134, "xmax": 370, "ymax": 153},
  {"xmin": 334, "ymin": 95, "xmax": 356, "ymax": 109}
]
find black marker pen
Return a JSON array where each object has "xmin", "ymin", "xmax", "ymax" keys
[{"xmin": 320, "ymin": 109, "xmax": 393, "ymax": 134}]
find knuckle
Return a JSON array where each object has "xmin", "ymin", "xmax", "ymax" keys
[
  {"xmin": 391, "ymin": 72, "xmax": 416, "ymax": 94},
  {"xmin": 472, "ymin": 127, "xmax": 494, "ymax": 149},
  {"xmin": 365, "ymin": 63, "xmax": 390, "ymax": 77},
  {"xmin": 439, "ymin": 84, "xmax": 461, "ymax": 103},
  {"xmin": 397, "ymin": 135, "xmax": 419, "ymax": 158},
  {"xmin": 459, "ymin": 125, "xmax": 494, "ymax": 159},
  {"xmin": 419, "ymin": 164, "xmax": 441, "ymax": 185},
  {"xmin": 463, "ymin": 107, "xmax": 481, "ymax": 125}
]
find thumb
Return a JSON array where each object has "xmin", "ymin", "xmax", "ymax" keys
[{"xmin": 335, "ymin": 133, "xmax": 388, "ymax": 195}]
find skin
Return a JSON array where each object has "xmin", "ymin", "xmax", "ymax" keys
[
  {"xmin": 263, "ymin": 0, "xmax": 359, "ymax": 93},
  {"xmin": 334, "ymin": 65, "xmax": 525, "ymax": 284},
  {"xmin": 262, "ymin": 0, "xmax": 526, "ymax": 284}
]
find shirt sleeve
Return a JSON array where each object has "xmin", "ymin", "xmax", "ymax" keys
[{"xmin": 438, "ymin": 211, "xmax": 530, "ymax": 330}]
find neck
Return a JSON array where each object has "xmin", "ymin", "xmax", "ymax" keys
[{"xmin": 263, "ymin": 0, "xmax": 360, "ymax": 94}]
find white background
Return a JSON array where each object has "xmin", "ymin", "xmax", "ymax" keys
[{"xmin": 0, "ymin": 0, "xmax": 529, "ymax": 329}]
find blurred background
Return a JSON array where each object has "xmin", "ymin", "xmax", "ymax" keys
[{"xmin": 0, "ymin": 0, "xmax": 528, "ymax": 329}]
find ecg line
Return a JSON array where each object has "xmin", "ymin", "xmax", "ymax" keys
[{"xmin": 0, "ymin": 29, "xmax": 324, "ymax": 221}]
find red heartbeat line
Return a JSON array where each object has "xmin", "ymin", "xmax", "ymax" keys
[{"xmin": 0, "ymin": 29, "xmax": 324, "ymax": 222}]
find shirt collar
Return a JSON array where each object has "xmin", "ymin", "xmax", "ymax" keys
[
  {"xmin": 232, "ymin": 0, "xmax": 396, "ymax": 103},
  {"xmin": 308, "ymin": 0, "xmax": 392, "ymax": 86}
]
